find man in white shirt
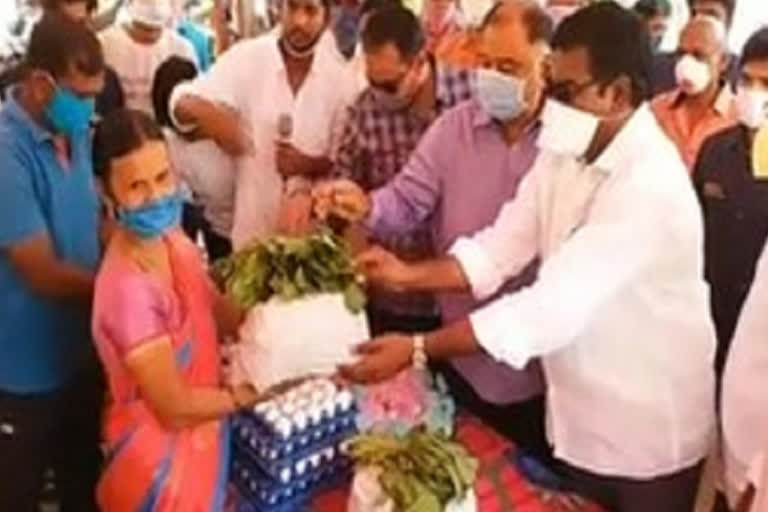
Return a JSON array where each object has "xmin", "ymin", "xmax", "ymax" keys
[
  {"xmin": 334, "ymin": 4, "xmax": 716, "ymax": 511},
  {"xmin": 152, "ymin": 55, "xmax": 238, "ymax": 260},
  {"xmin": 723, "ymin": 240, "xmax": 768, "ymax": 511},
  {"xmin": 170, "ymin": 0, "xmax": 360, "ymax": 249},
  {"xmin": 100, "ymin": 0, "xmax": 198, "ymax": 115}
]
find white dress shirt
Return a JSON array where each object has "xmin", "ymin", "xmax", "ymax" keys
[
  {"xmin": 450, "ymin": 104, "xmax": 716, "ymax": 479},
  {"xmin": 722, "ymin": 242, "xmax": 768, "ymax": 507},
  {"xmin": 165, "ymin": 129, "xmax": 237, "ymax": 238},
  {"xmin": 100, "ymin": 24, "xmax": 198, "ymax": 115},
  {"xmin": 170, "ymin": 30, "xmax": 359, "ymax": 249}
]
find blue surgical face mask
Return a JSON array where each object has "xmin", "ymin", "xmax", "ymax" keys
[
  {"xmin": 45, "ymin": 84, "xmax": 95, "ymax": 137},
  {"xmin": 474, "ymin": 68, "xmax": 529, "ymax": 122},
  {"xmin": 117, "ymin": 193, "xmax": 183, "ymax": 240}
]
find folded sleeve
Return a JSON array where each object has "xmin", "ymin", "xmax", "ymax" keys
[
  {"xmin": 469, "ymin": 179, "xmax": 660, "ymax": 369},
  {"xmin": 168, "ymin": 40, "xmax": 254, "ymax": 130}
]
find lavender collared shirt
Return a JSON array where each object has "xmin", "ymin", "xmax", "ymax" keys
[{"xmin": 367, "ymin": 99, "xmax": 545, "ymax": 404}]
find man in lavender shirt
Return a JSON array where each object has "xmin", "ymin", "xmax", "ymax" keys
[{"xmin": 315, "ymin": 0, "xmax": 553, "ymax": 457}]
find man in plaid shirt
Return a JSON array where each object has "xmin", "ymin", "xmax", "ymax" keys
[{"xmin": 334, "ymin": 5, "xmax": 473, "ymax": 333}]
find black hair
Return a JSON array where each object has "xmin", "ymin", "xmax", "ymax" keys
[
  {"xmin": 359, "ymin": 0, "xmax": 401, "ymax": 18},
  {"xmin": 480, "ymin": 1, "xmax": 504, "ymax": 29},
  {"xmin": 740, "ymin": 27, "xmax": 768, "ymax": 69},
  {"xmin": 282, "ymin": 0, "xmax": 333, "ymax": 14},
  {"xmin": 93, "ymin": 109, "xmax": 165, "ymax": 181},
  {"xmin": 481, "ymin": 0, "xmax": 553, "ymax": 44},
  {"xmin": 633, "ymin": 0, "xmax": 672, "ymax": 19},
  {"xmin": 151, "ymin": 56, "xmax": 198, "ymax": 128},
  {"xmin": 551, "ymin": 2, "xmax": 652, "ymax": 107},
  {"xmin": 361, "ymin": 5, "xmax": 425, "ymax": 59},
  {"xmin": 688, "ymin": 0, "xmax": 735, "ymax": 27},
  {"xmin": 25, "ymin": 12, "xmax": 104, "ymax": 79},
  {"xmin": 41, "ymin": 0, "xmax": 98, "ymax": 13}
]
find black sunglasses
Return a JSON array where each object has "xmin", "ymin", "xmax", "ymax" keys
[{"xmin": 547, "ymin": 79, "xmax": 599, "ymax": 103}]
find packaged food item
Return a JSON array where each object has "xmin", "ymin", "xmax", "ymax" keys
[{"xmin": 216, "ymin": 232, "xmax": 369, "ymax": 391}]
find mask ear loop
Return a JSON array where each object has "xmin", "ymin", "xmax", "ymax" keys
[{"xmin": 36, "ymin": 70, "xmax": 58, "ymax": 99}]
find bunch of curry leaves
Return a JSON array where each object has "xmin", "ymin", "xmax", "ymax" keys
[
  {"xmin": 349, "ymin": 430, "xmax": 478, "ymax": 512},
  {"xmin": 213, "ymin": 229, "xmax": 366, "ymax": 314}
]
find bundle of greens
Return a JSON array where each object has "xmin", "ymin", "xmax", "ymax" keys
[
  {"xmin": 349, "ymin": 430, "xmax": 478, "ymax": 512},
  {"xmin": 213, "ymin": 230, "xmax": 366, "ymax": 314}
]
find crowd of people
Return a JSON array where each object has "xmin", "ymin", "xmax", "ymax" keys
[{"xmin": 1, "ymin": 0, "xmax": 768, "ymax": 511}]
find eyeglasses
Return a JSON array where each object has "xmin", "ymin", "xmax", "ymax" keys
[{"xmin": 547, "ymin": 79, "xmax": 599, "ymax": 103}]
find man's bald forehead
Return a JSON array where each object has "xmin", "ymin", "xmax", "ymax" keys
[
  {"xmin": 683, "ymin": 15, "xmax": 727, "ymax": 48},
  {"xmin": 482, "ymin": 0, "xmax": 553, "ymax": 44}
]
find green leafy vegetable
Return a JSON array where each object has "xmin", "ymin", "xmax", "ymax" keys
[
  {"xmin": 349, "ymin": 430, "xmax": 478, "ymax": 511},
  {"xmin": 213, "ymin": 229, "xmax": 367, "ymax": 314}
]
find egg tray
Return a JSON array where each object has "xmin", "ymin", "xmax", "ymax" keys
[
  {"xmin": 232, "ymin": 423, "xmax": 355, "ymax": 483},
  {"xmin": 231, "ymin": 449, "xmax": 352, "ymax": 512},
  {"xmin": 232, "ymin": 409, "xmax": 357, "ymax": 478}
]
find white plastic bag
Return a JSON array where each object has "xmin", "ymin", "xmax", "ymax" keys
[
  {"xmin": 349, "ymin": 467, "xmax": 477, "ymax": 512},
  {"xmin": 231, "ymin": 292, "xmax": 369, "ymax": 390}
]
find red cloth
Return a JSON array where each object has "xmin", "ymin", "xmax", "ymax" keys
[{"xmin": 313, "ymin": 414, "xmax": 605, "ymax": 512}]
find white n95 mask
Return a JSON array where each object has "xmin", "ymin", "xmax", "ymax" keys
[
  {"xmin": 675, "ymin": 55, "xmax": 712, "ymax": 95},
  {"xmin": 537, "ymin": 99, "xmax": 601, "ymax": 157},
  {"xmin": 735, "ymin": 87, "xmax": 768, "ymax": 130}
]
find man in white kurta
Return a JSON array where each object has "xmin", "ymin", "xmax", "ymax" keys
[
  {"xmin": 334, "ymin": 4, "xmax": 716, "ymax": 511},
  {"xmin": 101, "ymin": 0, "xmax": 198, "ymax": 115},
  {"xmin": 169, "ymin": 0, "xmax": 360, "ymax": 248},
  {"xmin": 722, "ymin": 240, "xmax": 768, "ymax": 511}
]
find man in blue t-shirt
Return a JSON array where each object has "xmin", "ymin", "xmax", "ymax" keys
[{"xmin": 0, "ymin": 13, "xmax": 105, "ymax": 512}]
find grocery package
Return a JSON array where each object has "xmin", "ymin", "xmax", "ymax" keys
[
  {"xmin": 347, "ymin": 430, "xmax": 479, "ymax": 512},
  {"xmin": 231, "ymin": 378, "xmax": 358, "ymax": 512},
  {"xmin": 355, "ymin": 369, "xmax": 456, "ymax": 436},
  {"xmin": 215, "ymin": 230, "xmax": 369, "ymax": 390}
]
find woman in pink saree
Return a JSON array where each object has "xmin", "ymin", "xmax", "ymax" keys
[{"xmin": 90, "ymin": 110, "xmax": 258, "ymax": 512}]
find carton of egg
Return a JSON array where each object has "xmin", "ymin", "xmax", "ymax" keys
[{"xmin": 231, "ymin": 378, "xmax": 357, "ymax": 511}]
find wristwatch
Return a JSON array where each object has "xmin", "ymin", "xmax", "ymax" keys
[{"xmin": 412, "ymin": 334, "xmax": 427, "ymax": 371}]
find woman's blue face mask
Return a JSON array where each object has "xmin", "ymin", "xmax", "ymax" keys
[{"xmin": 117, "ymin": 192, "xmax": 183, "ymax": 240}]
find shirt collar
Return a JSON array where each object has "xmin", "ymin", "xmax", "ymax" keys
[
  {"xmin": 670, "ymin": 83, "xmax": 734, "ymax": 117},
  {"xmin": 4, "ymin": 90, "xmax": 54, "ymax": 144},
  {"xmin": 271, "ymin": 29, "xmax": 337, "ymax": 79},
  {"xmin": 592, "ymin": 103, "xmax": 656, "ymax": 174},
  {"xmin": 713, "ymin": 85, "xmax": 734, "ymax": 117},
  {"xmin": 470, "ymin": 99, "xmax": 493, "ymax": 127}
]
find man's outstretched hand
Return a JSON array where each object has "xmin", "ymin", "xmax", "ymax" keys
[
  {"xmin": 355, "ymin": 246, "xmax": 412, "ymax": 292},
  {"xmin": 312, "ymin": 179, "xmax": 371, "ymax": 223},
  {"xmin": 338, "ymin": 335, "xmax": 414, "ymax": 383}
]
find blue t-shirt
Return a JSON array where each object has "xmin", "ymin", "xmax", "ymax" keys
[
  {"xmin": 178, "ymin": 20, "xmax": 212, "ymax": 71},
  {"xmin": 0, "ymin": 95, "xmax": 100, "ymax": 394}
]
